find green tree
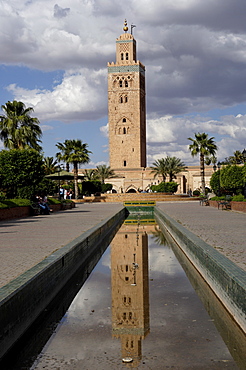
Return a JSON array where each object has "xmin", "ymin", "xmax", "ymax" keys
[
  {"xmin": 101, "ymin": 183, "xmax": 113, "ymax": 193},
  {"xmin": 0, "ymin": 149, "xmax": 45, "ymax": 198},
  {"xmin": 56, "ymin": 139, "xmax": 91, "ymax": 199},
  {"xmin": 56, "ymin": 141, "xmax": 71, "ymax": 172},
  {"xmin": 220, "ymin": 165, "xmax": 244, "ymax": 194},
  {"xmin": 43, "ymin": 156, "xmax": 59, "ymax": 175},
  {"xmin": 94, "ymin": 165, "xmax": 115, "ymax": 184},
  {"xmin": 210, "ymin": 169, "xmax": 221, "ymax": 195},
  {"xmin": 84, "ymin": 169, "xmax": 98, "ymax": 181},
  {"xmin": 165, "ymin": 156, "xmax": 187, "ymax": 182},
  {"xmin": 0, "ymin": 100, "xmax": 42, "ymax": 151},
  {"xmin": 150, "ymin": 158, "xmax": 168, "ymax": 182},
  {"xmin": 188, "ymin": 132, "xmax": 217, "ymax": 195},
  {"xmin": 227, "ymin": 150, "xmax": 244, "ymax": 165},
  {"xmin": 82, "ymin": 181, "xmax": 102, "ymax": 196}
]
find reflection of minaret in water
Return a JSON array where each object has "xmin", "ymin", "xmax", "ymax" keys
[{"xmin": 111, "ymin": 222, "xmax": 150, "ymax": 367}]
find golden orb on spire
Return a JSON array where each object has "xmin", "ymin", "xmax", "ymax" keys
[{"xmin": 123, "ymin": 19, "xmax": 128, "ymax": 32}]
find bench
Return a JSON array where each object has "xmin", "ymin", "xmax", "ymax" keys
[
  {"xmin": 30, "ymin": 201, "xmax": 40, "ymax": 215},
  {"xmin": 217, "ymin": 196, "xmax": 232, "ymax": 210},
  {"xmin": 199, "ymin": 196, "xmax": 209, "ymax": 206}
]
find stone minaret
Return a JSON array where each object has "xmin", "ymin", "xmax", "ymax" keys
[{"xmin": 108, "ymin": 20, "xmax": 146, "ymax": 170}]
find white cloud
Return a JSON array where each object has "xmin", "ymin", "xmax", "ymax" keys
[
  {"xmin": 7, "ymin": 68, "xmax": 107, "ymax": 121},
  {"xmin": 146, "ymin": 114, "xmax": 246, "ymax": 165},
  {"xmin": 99, "ymin": 123, "xmax": 108, "ymax": 137},
  {"xmin": 40, "ymin": 124, "xmax": 53, "ymax": 132}
]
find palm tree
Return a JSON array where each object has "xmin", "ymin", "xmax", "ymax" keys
[
  {"xmin": 165, "ymin": 156, "xmax": 187, "ymax": 182},
  {"xmin": 43, "ymin": 156, "xmax": 59, "ymax": 175},
  {"xmin": 94, "ymin": 165, "xmax": 115, "ymax": 184},
  {"xmin": 84, "ymin": 169, "xmax": 98, "ymax": 181},
  {"xmin": 150, "ymin": 158, "xmax": 168, "ymax": 182},
  {"xmin": 228, "ymin": 150, "xmax": 244, "ymax": 165},
  {"xmin": 56, "ymin": 139, "xmax": 91, "ymax": 199},
  {"xmin": 0, "ymin": 100, "xmax": 42, "ymax": 151},
  {"xmin": 56, "ymin": 141, "xmax": 71, "ymax": 172},
  {"xmin": 188, "ymin": 132, "xmax": 217, "ymax": 195}
]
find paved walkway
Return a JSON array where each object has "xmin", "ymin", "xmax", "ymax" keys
[
  {"xmin": 0, "ymin": 203, "xmax": 124, "ymax": 288},
  {"xmin": 0, "ymin": 201, "xmax": 245, "ymax": 289},
  {"xmin": 157, "ymin": 202, "xmax": 246, "ymax": 271}
]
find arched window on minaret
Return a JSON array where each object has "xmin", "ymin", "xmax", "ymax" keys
[
  {"xmin": 120, "ymin": 96, "xmax": 123, "ymax": 103},
  {"xmin": 125, "ymin": 80, "xmax": 128, "ymax": 87},
  {"xmin": 119, "ymin": 80, "xmax": 123, "ymax": 87},
  {"xmin": 125, "ymin": 95, "xmax": 128, "ymax": 103},
  {"xmin": 121, "ymin": 53, "xmax": 124, "ymax": 60},
  {"xmin": 126, "ymin": 52, "xmax": 129, "ymax": 60},
  {"xmin": 124, "ymin": 160, "xmax": 126, "ymax": 167},
  {"xmin": 122, "ymin": 118, "xmax": 126, "ymax": 123},
  {"xmin": 123, "ymin": 127, "xmax": 126, "ymax": 134}
]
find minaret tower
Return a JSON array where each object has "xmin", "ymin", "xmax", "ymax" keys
[{"xmin": 108, "ymin": 20, "xmax": 146, "ymax": 169}]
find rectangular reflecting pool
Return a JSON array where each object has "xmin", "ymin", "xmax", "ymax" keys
[{"xmin": 2, "ymin": 217, "xmax": 244, "ymax": 369}]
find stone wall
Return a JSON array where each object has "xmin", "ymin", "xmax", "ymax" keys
[{"xmin": 78, "ymin": 193, "xmax": 198, "ymax": 203}]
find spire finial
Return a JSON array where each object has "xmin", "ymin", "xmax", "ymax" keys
[{"xmin": 123, "ymin": 19, "xmax": 128, "ymax": 33}]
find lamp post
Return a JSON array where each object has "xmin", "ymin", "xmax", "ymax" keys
[
  {"xmin": 57, "ymin": 164, "xmax": 64, "ymax": 200},
  {"xmin": 217, "ymin": 162, "xmax": 221, "ymax": 196},
  {"xmin": 57, "ymin": 165, "xmax": 61, "ymax": 200},
  {"xmin": 242, "ymin": 148, "xmax": 246, "ymax": 163},
  {"xmin": 242, "ymin": 149, "xmax": 246, "ymax": 197}
]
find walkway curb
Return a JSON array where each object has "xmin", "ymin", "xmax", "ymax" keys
[{"xmin": 155, "ymin": 206, "xmax": 246, "ymax": 334}]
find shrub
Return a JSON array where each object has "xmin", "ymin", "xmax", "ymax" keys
[
  {"xmin": 150, "ymin": 182, "xmax": 178, "ymax": 193},
  {"xmin": 0, "ymin": 199, "xmax": 31, "ymax": 208},
  {"xmin": 193, "ymin": 190, "xmax": 200, "ymax": 196},
  {"xmin": 101, "ymin": 183, "xmax": 113, "ymax": 193},
  {"xmin": 232, "ymin": 194, "xmax": 246, "ymax": 202},
  {"xmin": 47, "ymin": 197, "xmax": 61, "ymax": 205},
  {"xmin": 0, "ymin": 202, "xmax": 8, "ymax": 209},
  {"xmin": 82, "ymin": 181, "xmax": 102, "ymax": 196}
]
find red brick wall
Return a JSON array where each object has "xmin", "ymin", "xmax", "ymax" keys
[
  {"xmin": 231, "ymin": 201, "xmax": 246, "ymax": 213},
  {"xmin": 0, "ymin": 206, "xmax": 31, "ymax": 221}
]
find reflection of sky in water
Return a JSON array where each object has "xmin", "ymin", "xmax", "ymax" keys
[
  {"xmin": 66, "ymin": 247, "xmax": 112, "ymax": 323},
  {"xmin": 148, "ymin": 241, "xmax": 185, "ymax": 277}
]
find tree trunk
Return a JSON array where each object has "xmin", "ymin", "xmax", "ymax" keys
[
  {"xmin": 200, "ymin": 154, "xmax": 206, "ymax": 195},
  {"xmin": 74, "ymin": 162, "xmax": 79, "ymax": 200}
]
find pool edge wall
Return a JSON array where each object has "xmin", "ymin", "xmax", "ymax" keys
[
  {"xmin": 0, "ymin": 207, "xmax": 126, "ymax": 359},
  {"xmin": 155, "ymin": 206, "xmax": 246, "ymax": 334}
]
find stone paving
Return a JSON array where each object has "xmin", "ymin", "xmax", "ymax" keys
[
  {"xmin": 157, "ymin": 201, "xmax": 246, "ymax": 271},
  {"xmin": 0, "ymin": 201, "xmax": 245, "ymax": 289},
  {"xmin": 0, "ymin": 203, "xmax": 124, "ymax": 288}
]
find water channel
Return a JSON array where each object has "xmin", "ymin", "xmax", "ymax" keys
[{"xmin": 2, "ymin": 215, "xmax": 245, "ymax": 369}]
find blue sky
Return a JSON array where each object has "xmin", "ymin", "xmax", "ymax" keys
[{"xmin": 0, "ymin": 0, "xmax": 246, "ymax": 168}]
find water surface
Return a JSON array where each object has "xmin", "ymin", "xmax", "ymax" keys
[{"xmin": 30, "ymin": 221, "xmax": 239, "ymax": 369}]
